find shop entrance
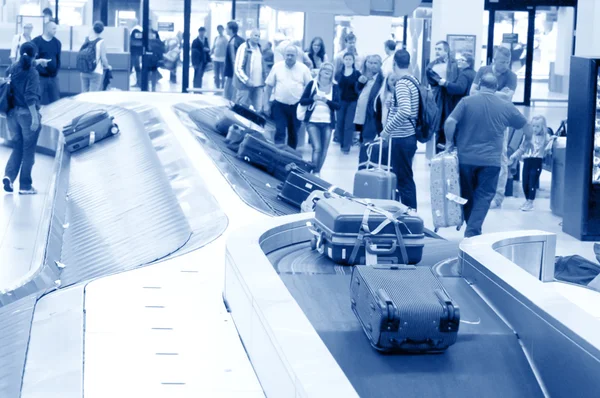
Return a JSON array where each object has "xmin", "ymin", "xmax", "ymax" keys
[{"xmin": 485, "ymin": 1, "xmax": 576, "ymax": 106}]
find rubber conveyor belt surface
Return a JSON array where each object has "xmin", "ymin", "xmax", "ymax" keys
[{"xmin": 266, "ymin": 239, "xmax": 544, "ymax": 398}]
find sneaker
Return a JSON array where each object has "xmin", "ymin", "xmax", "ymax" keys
[
  {"xmin": 2, "ymin": 177, "xmax": 13, "ymax": 193},
  {"xmin": 521, "ymin": 201, "xmax": 534, "ymax": 212},
  {"xmin": 519, "ymin": 201, "xmax": 529, "ymax": 210},
  {"xmin": 19, "ymin": 187, "xmax": 38, "ymax": 195},
  {"xmin": 490, "ymin": 200, "xmax": 502, "ymax": 209}
]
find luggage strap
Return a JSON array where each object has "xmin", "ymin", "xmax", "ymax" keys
[{"xmin": 348, "ymin": 203, "xmax": 410, "ymax": 265}]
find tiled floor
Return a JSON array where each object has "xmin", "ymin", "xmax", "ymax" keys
[{"xmin": 0, "ymin": 146, "xmax": 56, "ymax": 289}]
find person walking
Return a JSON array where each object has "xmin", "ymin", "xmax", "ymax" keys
[
  {"xmin": 191, "ymin": 27, "xmax": 210, "ymax": 89},
  {"xmin": 234, "ymin": 29, "xmax": 266, "ymax": 110},
  {"xmin": 355, "ymin": 55, "xmax": 385, "ymax": 167},
  {"xmin": 10, "ymin": 23, "xmax": 33, "ymax": 64},
  {"xmin": 223, "ymin": 21, "xmax": 245, "ymax": 101},
  {"xmin": 79, "ymin": 21, "xmax": 111, "ymax": 93},
  {"xmin": 471, "ymin": 46, "xmax": 518, "ymax": 209},
  {"xmin": 306, "ymin": 37, "xmax": 328, "ymax": 76},
  {"xmin": 32, "ymin": 21, "xmax": 62, "ymax": 105},
  {"xmin": 334, "ymin": 52, "xmax": 361, "ymax": 152},
  {"xmin": 333, "ymin": 32, "xmax": 363, "ymax": 72},
  {"xmin": 444, "ymin": 73, "xmax": 529, "ymax": 237},
  {"xmin": 211, "ymin": 25, "xmax": 228, "ymax": 89},
  {"xmin": 2, "ymin": 43, "xmax": 41, "ymax": 195},
  {"xmin": 299, "ymin": 62, "xmax": 340, "ymax": 176},
  {"xmin": 264, "ymin": 45, "xmax": 312, "ymax": 149},
  {"xmin": 380, "ymin": 50, "xmax": 420, "ymax": 210}
]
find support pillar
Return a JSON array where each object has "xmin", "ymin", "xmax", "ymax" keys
[
  {"xmin": 304, "ymin": 12, "xmax": 335, "ymax": 61},
  {"xmin": 575, "ymin": 0, "xmax": 600, "ymax": 56}
]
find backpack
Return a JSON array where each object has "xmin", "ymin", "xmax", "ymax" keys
[
  {"xmin": 398, "ymin": 75, "xmax": 439, "ymax": 143},
  {"xmin": 77, "ymin": 38, "xmax": 101, "ymax": 73}
]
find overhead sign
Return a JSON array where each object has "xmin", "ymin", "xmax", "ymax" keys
[
  {"xmin": 502, "ymin": 33, "xmax": 519, "ymax": 44},
  {"xmin": 158, "ymin": 22, "xmax": 174, "ymax": 32}
]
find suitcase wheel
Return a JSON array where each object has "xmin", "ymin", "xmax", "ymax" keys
[
  {"xmin": 434, "ymin": 227, "xmax": 439, "ymax": 233},
  {"xmin": 456, "ymin": 225, "xmax": 461, "ymax": 231},
  {"xmin": 110, "ymin": 124, "xmax": 120, "ymax": 135},
  {"xmin": 310, "ymin": 236, "xmax": 317, "ymax": 251}
]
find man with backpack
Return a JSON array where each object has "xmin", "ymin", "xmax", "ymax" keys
[
  {"xmin": 381, "ymin": 49, "xmax": 435, "ymax": 211},
  {"xmin": 78, "ymin": 21, "xmax": 111, "ymax": 93}
]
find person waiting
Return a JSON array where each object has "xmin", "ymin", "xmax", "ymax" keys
[
  {"xmin": 355, "ymin": 55, "xmax": 385, "ymax": 168},
  {"xmin": 334, "ymin": 52, "xmax": 361, "ymax": 152},
  {"xmin": 380, "ymin": 50, "xmax": 420, "ymax": 210},
  {"xmin": 191, "ymin": 27, "xmax": 210, "ymax": 89},
  {"xmin": 264, "ymin": 45, "xmax": 312, "ymax": 149},
  {"xmin": 444, "ymin": 74, "xmax": 530, "ymax": 237},
  {"xmin": 211, "ymin": 25, "xmax": 228, "ymax": 89},
  {"xmin": 32, "ymin": 21, "xmax": 61, "ymax": 105},
  {"xmin": 80, "ymin": 21, "xmax": 111, "ymax": 93},
  {"xmin": 381, "ymin": 39, "xmax": 397, "ymax": 77},
  {"xmin": 333, "ymin": 32, "xmax": 363, "ymax": 72},
  {"xmin": 427, "ymin": 40, "xmax": 459, "ymax": 152},
  {"xmin": 509, "ymin": 115, "xmax": 554, "ymax": 212},
  {"xmin": 306, "ymin": 37, "xmax": 328, "ymax": 76},
  {"xmin": 2, "ymin": 43, "xmax": 41, "ymax": 195},
  {"xmin": 10, "ymin": 23, "xmax": 33, "ymax": 64},
  {"xmin": 234, "ymin": 29, "xmax": 266, "ymax": 110},
  {"xmin": 223, "ymin": 21, "xmax": 245, "ymax": 101},
  {"xmin": 299, "ymin": 63, "xmax": 340, "ymax": 177},
  {"xmin": 439, "ymin": 53, "xmax": 476, "ymax": 106}
]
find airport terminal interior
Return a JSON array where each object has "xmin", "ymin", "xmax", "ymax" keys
[{"xmin": 1, "ymin": 0, "xmax": 600, "ymax": 397}]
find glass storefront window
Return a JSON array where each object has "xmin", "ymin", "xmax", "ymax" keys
[{"xmin": 259, "ymin": 6, "xmax": 304, "ymax": 47}]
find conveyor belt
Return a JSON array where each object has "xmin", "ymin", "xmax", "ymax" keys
[
  {"xmin": 174, "ymin": 105, "xmax": 298, "ymax": 217},
  {"xmin": 267, "ymin": 239, "xmax": 545, "ymax": 398}
]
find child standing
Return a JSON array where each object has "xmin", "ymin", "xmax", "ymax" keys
[{"xmin": 509, "ymin": 115, "xmax": 554, "ymax": 211}]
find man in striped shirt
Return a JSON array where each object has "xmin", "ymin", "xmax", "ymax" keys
[{"xmin": 381, "ymin": 49, "xmax": 420, "ymax": 210}]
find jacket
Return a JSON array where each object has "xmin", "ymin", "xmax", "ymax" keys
[
  {"xmin": 224, "ymin": 35, "xmax": 245, "ymax": 78},
  {"xmin": 427, "ymin": 58, "xmax": 459, "ymax": 130},
  {"xmin": 356, "ymin": 73, "xmax": 385, "ymax": 142},
  {"xmin": 234, "ymin": 40, "xmax": 267, "ymax": 88},
  {"xmin": 6, "ymin": 64, "xmax": 40, "ymax": 109},
  {"xmin": 444, "ymin": 67, "xmax": 476, "ymax": 110},
  {"xmin": 299, "ymin": 80, "xmax": 341, "ymax": 128},
  {"xmin": 191, "ymin": 36, "xmax": 210, "ymax": 67}
]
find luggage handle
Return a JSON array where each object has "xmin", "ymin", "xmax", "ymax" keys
[
  {"xmin": 376, "ymin": 288, "xmax": 397, "ymax": 324},
  {"xmin": 365, "ymin": 238, "xmax": 397, "ymax": 255}
]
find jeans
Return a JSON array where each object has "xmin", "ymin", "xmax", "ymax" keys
[
  {"xmin": 493, "ymin": 129, "xmax": 510, "ymax": 205},
  {"xmin": 272, "ymin": 100, "xmax": 300, "ymax": 149},
  {"xmin": 193, "ymin": 64, "xmax": 206, "ymax": 89},
  {"xmin": 5, "ymin": 108, "xmax": 41, "ymax": 190},
  {"xmin": 522, "ymin": 158, "xmax": 543, "ymax": 201},
  {"xmin": 213, "ymin": 61, "xmax": 225, "ymax": 88},
  {"xmin": 336, "ymin": 100, "xmax": 357, "ymax": 152},
  {"xmin": 132, "ymin": 54, "xmax": 142, "ymax": 86},
  {"xmin": 40, "ymin": 76, "xmax": 60, "ymax": 105},
  {"xmin": 390, "ymin": 135, "xmax": 418, "ymax": 209},
  {"xmin": 235, "ymin": 86, "xmax": 263, "ymax": 111},
  {"xmin": 307, "ymin": 122, "xmax": 332, "ymax": 172},
  {"xmin": 223, "ymin": 76, "xmax": 236, "ymax": 100},
  {"xmin": 459, "ymin": 164, "xmax": 501, "ymax": 238},
  {"xmin": 81, "ymin": 72, "xmax": 103, "ymax": 92}
]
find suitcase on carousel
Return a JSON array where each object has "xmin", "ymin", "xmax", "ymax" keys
[
  {"xmin": 63, "ymin": 110, "xmax": 119, "ymax": 153},
  {"xmin": 354, "ymin": 137, "xmax": 397, "ymax": 200},
  {"xmin": 225, "ymin": 125, "xmax": 266, "ymax": 152},
  {"xmin": 350, "ymin": 264, "xmax": 460, "ymax": 353},
  {"xmin": 237, "ymin": 134, "xmax": 313, "ymax": 180},
  {"xmin": 231, "ymin": 103, "xmax": 266, "ymax": 127},
  {"xmin": 430, "ymin": 151, "xmax": 465, "ymax": 232},
  {"xmin": 216, "ymin": 108, "xmax": 263, "ymax": 136},
  {"xmin": 310, "ymin": 197, "xmax": 424, "ymax": 266},
  {"xmin": 278, "ymin": 170, "xmax": 350, "ymax": 208}
]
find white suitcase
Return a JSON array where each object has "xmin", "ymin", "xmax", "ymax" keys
[{"xmin": 430, "ymin": 152, "xmax": 465, "ymax": 232}]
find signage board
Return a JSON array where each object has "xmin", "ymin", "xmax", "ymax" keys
[
  {"xmin": 502, "ymin": 33, "xmax": 519, "ymax": 44},
  {"xmin": 158, "ymin": 22, "xmax": 174, "ymax": 32}
]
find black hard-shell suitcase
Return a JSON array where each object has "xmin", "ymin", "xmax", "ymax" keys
[
  {"xmin": 63, "ymin": 110, "xmax": 119, "ymax": 153},
  {"xmin": 278, "ymin": 170, "xmax": 350, "ymax": 208},
  {"xmin": 237, "ymin": 134, "xmax": 313, "ymax": 180},
  {"xmin": 231, "ymin": 103, "xmax": 266, "ymax": 127},
  {"xmin": 350, "ymin": 264, "xmax": 460, "ymax": 353},
  {"xmin": 216, "ymin": 108, "xmax": 263, "ymax": 136},
  {"xmin": 310, "ymin": 198, "xmax": 425, "ymax": 266}
]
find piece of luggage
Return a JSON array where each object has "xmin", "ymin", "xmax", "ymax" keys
[
  {"xmin": 309, "ymin": 197, "xmax": 424, "ymax": 266},
  {"xmin": 350, "ymin": 264, "xmax": 460, "ymax": 353},
  {"xmin": 231, "ymin": 103, "xmax": 266, "ymax": 127},
  {"xmin": 554, "ymin": 255, "xmax": 600, "ymax": 286},
  {"xmin": 430, "ymin": 151, "xmax": 465, "ymax": 232},
  {"xmin": 278, "ymin": 169, "xmax": 350, "ymax": 208},
  {"xmin": 225, "ymin": 125, "xmax": 266, "ymax": 152},
  {"xmin": 237, "ymin": 134, "xmax": 313, "ymax": 180},
  {"xmin": 63, "ymin": 110, "xmax": 119, "ymax": 153},
  {"xmin": 216, "ymin": 109, "xmax": 264, "ymax": 136},
  {"xmin": 354, "ymin": 137, "xmax": 397, "ymax": 200}
]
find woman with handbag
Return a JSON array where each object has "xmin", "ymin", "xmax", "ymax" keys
[
  {"xmin": 298, "ymin": 62, "xmax": 341, "ymax": 177},
  {"xmin": 2, "ymin": 42, "xmax": 41, "ymax": 195}
]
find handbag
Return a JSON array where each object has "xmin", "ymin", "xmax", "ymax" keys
[{"xmin": 296, "ymin": 81, "xmax": 317, "ymax": 121}]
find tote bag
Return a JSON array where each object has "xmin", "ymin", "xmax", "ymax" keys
[{"xmin": 296, "ymin": 81, "xmax": 317, "ymax": 121}]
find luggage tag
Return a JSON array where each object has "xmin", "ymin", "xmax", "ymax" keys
[{"xmin": 446, "ymin": 192, "xmax": 467, "ymax": 205}]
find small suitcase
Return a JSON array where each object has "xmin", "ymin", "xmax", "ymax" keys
[
  {"xmin": 278, "ymin": 170, "xmax": 350, "ymax": 208},
  {"xmin": 310, "ymin": 197, "xmax": 424, "ymax": 266},
  {"xmin": 350, "ymin": 264, "xmax": 460, "ymax": 353},
  {"xmin": 231, "ymin": 103, "xmax": 266, "ymax": 127},
  {"xmin": 237, "ymin": 134, "xmax": 313, "ymax": 180},
  {"xmin": 216, "ymin": 108, "xmax": 264, "ymax": 136},
  {"xmin": 63, "ymin": 110, "xmax": 119, "ymax": 153},
  {"xmin": 430, "ymin": 151, "xmax": 465, "ymax": 232},
  {"xmin": 354, "ymin": 137, "xmax": 397, "ymax": 200},
  {"xmin": 225, "ymin": 125, "xmax": 266, "ymax": 152}
]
